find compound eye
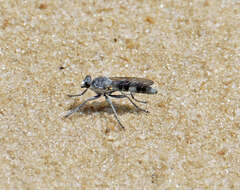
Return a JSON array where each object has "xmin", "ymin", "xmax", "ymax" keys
[
  {"xmin": 85, "ymin": 75, "xmax": 91, "ymax": 84},
  {"xmin": 82, "ymin": 75, "xmax": 91, "ymax": 88}
]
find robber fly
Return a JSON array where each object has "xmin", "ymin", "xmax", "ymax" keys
[{"xmin": 64, "ymin": 75, "xmax": 157, "ymax": 130}]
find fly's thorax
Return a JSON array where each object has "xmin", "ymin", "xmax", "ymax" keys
[{"xmin": 90, "ymin": 76, "xmax": 113, "ymax": 94}]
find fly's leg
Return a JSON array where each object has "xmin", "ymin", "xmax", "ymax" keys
[
  {"xmin": 65, "ymin": 94, "xmax": 101, "ymax": 118},
  {"xmin": 130, "ymin": 92, "xmax": 148, "ymax": 104},
  {"xmin": 104, "ymin": 95, "xmax": 125, "ymax": 130},
  {"xmin": 67, "ymin": 89, "xmax": 88, "ymax": 97},
  {"xmin": 109, "ymin": 93, "xmax": 149, "ymax": 113}
]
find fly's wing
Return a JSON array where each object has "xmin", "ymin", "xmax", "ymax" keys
[
  {"xmin": 109, "ymin": 77, "xmax": 155, "ymax": 93},
  {"xmin": 110, "ymin": 77, "xmax": 154, "ymax": 86}
]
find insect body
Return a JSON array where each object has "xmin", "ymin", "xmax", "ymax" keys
[{"xmin": 65, "ymin": 75, "xmax": 157, "ymax": 130}]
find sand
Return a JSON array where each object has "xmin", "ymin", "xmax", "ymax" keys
[{"xmin": 0, "ymin": 1, "xmax": 239, "ymax": 189}]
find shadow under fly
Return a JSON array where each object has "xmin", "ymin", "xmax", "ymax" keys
[{"xmin": 64, "ymin": 75, "xmax": 158, "ymax": 130}]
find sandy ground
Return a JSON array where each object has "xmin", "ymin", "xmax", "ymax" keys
[{"xmin": 0, "ymin": 0, "xmax": 240, "ymax": 189}]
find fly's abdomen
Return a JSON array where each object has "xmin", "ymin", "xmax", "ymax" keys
[
  {"xmin": 112, "ymin": 80, "xmax": 130, "ymax": 92},
  {"xmin": 112, "ymin": 80, "xmax": 157, "ymax": 94},
  {"xmin": 129, "ymin": 85, "xmax": 157, "ymax": 94}
]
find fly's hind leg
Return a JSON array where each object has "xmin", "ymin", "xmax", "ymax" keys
[
  {"xmin": 109, "ymin": 93, "xmax": 149, "ymax": 113},
  {"xmin": 130, "ymin": 92, "xmax": 148, "ymax": 104}
]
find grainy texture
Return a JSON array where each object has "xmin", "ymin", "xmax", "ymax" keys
[{"xmin": 0, "ymin": 0, "xmax": 240, "ymax": 189}]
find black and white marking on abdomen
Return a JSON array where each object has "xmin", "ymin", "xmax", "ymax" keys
[{"xmin": 129, "ymin": 85, "xmax": 157, "ymax": 94}]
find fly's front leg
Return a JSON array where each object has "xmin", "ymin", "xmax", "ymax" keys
[
  {"xmin": 67, "ymin": 88, "xmax": 88, "ymax": 97},
  {"xmin": 65, "ymin": 94, "xmax": 101, "ymax": 118}
]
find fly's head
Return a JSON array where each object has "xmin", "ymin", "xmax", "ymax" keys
[{"xmin": 81, "ymin": 75, "xmax": 92, "ymax": 88}]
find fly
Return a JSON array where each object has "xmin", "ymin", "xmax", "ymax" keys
[{"xmin": 64, "ymin": 75, "xmax": 158, "ymax": 130}]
